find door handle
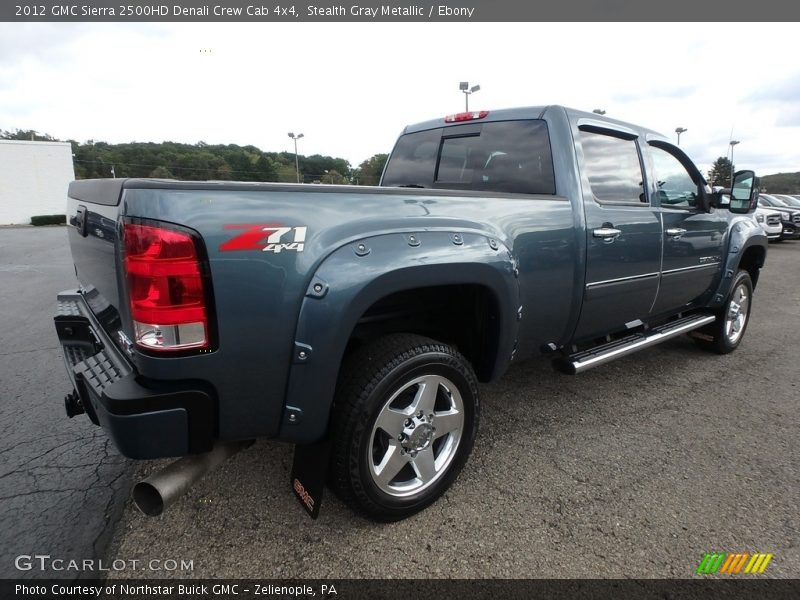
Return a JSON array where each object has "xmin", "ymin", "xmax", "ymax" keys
[
  {"xmin": 593, "ymin": 227, "xmax": 622, "ymax": 239},
  {"xmin": 665, "ymin": 227, "xmax": 687, "ymax": 237}
]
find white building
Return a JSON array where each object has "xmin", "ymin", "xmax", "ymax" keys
[{"xmin": 0, "ymin": 140, "xmax": 75, "ymax": 225}]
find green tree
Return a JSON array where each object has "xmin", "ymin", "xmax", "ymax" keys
[
  {"xmin": 356, "ymin": 153, "xmax": 389, "ymax": 185},
  {"xmin": 0, "ymin": 128, "xmax": 58, "ymax": 141},
  {"xmin": 4, "ymin": 129, "xmax": 353, "ymax": 184},
  {"xmin": 276, "ymin": 163, "xmax": 300, "ymax": 183},
  {"xmin": 321, "ymin": 169, "xmax": 348, "ymax": 184},
  {"xmin": 149, "ymin": 166, "xmax": 175, "ymax": 178},
  {"xmin": 299, "ymin": 154, "xmax": 351, "ymax": 182},
  {"xmin": 707, "ymin": 157, "xmax": 734, "ymax": 187}
]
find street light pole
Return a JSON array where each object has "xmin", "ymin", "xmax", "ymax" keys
[
  {"xmin": 288, "ymin": 132, "xmax": 304, "ymax": 183},
  {"xmin": 675, "ymin": 127, "xmax": 687, "ymax": 145},
  {"xmin": 459, "ymin": 82, "xmax": 480, "ymax": 112},
  {"xmin": 729, "ymin": 140, "xmax": 740, "ymax": 187}
]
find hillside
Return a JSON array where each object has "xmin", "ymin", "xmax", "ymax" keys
[{"xmin": 760, "ymin": 172, "xmax": 800, "ymax": 194}]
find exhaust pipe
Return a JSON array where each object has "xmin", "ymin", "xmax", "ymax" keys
[{"xmin": 133, "ymin": 440, "xmax": 254, "ymax": 516}]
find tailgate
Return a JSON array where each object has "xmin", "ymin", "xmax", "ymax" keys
[{"xmin": 66, "ymin": 179, "xmax": 126, "ymax": 339}]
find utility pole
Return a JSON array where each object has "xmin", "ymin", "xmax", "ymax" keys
[
  {"xmin": 459, "ymin": 82, "xmax": 480, "ymax": 112},
  {"xmin": 288, "ymin": 132, "xmax": 304, "ymax": 183},
  {"xmin": 729, "ymin": 140, "xmax": 740, "ymax": 187}
]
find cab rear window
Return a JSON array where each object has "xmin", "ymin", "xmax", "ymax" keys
[{"xmin": 381, "ymin": 120, "xmax": 555, "ymax": 195}]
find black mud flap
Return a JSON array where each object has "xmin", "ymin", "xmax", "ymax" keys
[{"xmin": 290, "ymin": 438, "xmax": 331, "ymax": 519}]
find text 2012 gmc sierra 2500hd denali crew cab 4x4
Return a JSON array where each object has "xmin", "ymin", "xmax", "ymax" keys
[{"xmin": 54, "ymin": 106, "xmax": 766, "ymax": 521}]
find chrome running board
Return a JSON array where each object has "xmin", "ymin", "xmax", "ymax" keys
[{"xmin": 554, "ymin": 313, "xmax": 717, "ymax": 375}]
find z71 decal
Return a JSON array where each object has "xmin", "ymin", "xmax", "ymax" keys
[{"xmin": 219, "ymin": 224, "xmax": 307, "ymax": 253}]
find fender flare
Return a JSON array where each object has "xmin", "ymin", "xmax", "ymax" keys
[
  {"xmin": 708, "ymin": 219, "xmax": 767, "ymax": 308},
  {"xmin": 278, "ymin": 230, "xmax": 519, "ymax": 443}
]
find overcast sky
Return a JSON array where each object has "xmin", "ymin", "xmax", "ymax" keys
[{"xmin": 1, "ymin": 22, "xmax": 799, "ymax": 176}]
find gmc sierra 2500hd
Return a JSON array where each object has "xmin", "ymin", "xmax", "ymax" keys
[{"xmin": 54, "ymin": 106, "xmax": 766, "ymax": 521}]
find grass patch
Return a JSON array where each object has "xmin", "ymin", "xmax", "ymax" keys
[{"xmin": 30, "ymin": 214, "xmax": 66, "ymax": 226}]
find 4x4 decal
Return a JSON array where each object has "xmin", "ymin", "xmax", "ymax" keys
[{"xmin": 219, "ymin": 224, "xmax": 307, "ymax": 253}]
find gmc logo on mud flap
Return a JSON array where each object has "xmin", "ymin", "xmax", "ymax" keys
[
  {"xmin": 293, "ymin": 478, "xmax": 315, "ymax": 511},
  {"xmin": 219, "ymin": 224, "xmax": 307, "ymax": 253}
]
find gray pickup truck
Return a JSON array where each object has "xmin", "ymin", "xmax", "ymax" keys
[{"xmin": 54, "ymin": 106, "xmax": 765, "ymax": 521}]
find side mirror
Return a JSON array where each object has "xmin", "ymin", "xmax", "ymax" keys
[
  {"xmin": 708, "ymin": 191, "xmax": 729, "ymax": 209},
  {"xmin": 729, "ymin": 170, "xmax": 758, "ymax": 214}
]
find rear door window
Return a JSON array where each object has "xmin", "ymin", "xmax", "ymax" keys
[
  {"xmin": 381, "ymin": 120, "xmax": 555, "ymax": 195},
  {"xmin": 579, "ymin": 129, "xmax": 646, "ymax": 204}
]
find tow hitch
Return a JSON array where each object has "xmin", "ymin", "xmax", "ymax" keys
[{"xmin": 64, "ymin": 389, "xmax": 84, "ymax": 418}]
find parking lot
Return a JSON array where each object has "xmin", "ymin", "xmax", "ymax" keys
[
  {"xmin": 110, "ymin": 240, "xmax": 799, "ymax": 578},
  {"xmin": 1, "ymin": 227, "xmax": 797, "ymax": 579},
  {"xmin": 0, "ymin": 227, "xmax": 130, "ymax": 580}
]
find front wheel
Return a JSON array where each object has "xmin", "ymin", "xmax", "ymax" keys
[
  {"xmin": 694, "ymin": 269, "xmax": 754, "ymax": 354},
  {"xmin": 329, "ymin": 334, "xmax": 479, "ymax": 521}
]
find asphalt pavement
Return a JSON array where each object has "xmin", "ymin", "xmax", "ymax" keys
[
  {"xmin": 1, "ymin": 227, "xmax": 797, "ymax": 580},
  {"xmin": 108, "ymin": 241, "xmax": 799, "ymax": 579},
  {"xmin": 0, "ymin": 227, "xmax": 131, "ymax": 579}
]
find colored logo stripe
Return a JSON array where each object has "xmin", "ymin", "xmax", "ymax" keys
[
  {"xmin": 697, "ymin": 552, "xmax": 773, "ymax": 574},
  {"xmin": 719, "ymin": 553, "xmax": 749, "ymax": 573},
  {"xmin": 697, "ymin": 553, "xmax": 726, "ymax": 574},
  {"xmin": 744, "ymin": 553, "xmax": 773, "ymax": 574}
]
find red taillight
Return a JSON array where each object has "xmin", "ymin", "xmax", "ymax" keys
[
  {"xmin": 123, "ymin": 222, "xmax": 210, "ymax": 352},
  {"xmin": 444, "ymin": 110, "xmax": 489, "ymax": 123}
]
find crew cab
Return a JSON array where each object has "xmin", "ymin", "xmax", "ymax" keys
[{"xmin": 54, "ymin": 106, "xmax": 766, "ymax": 521}]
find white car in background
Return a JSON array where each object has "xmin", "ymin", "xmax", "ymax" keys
[
  {"xmin": 758, "ymin": 194, "xmax": 800, "ymax": 240},
  {"xmin": 719, "ymin": 192, "xmax": 783, "ymax": 241},
  {"xmin": 753, "ymin": 205, "xmax": 784, "ymax": 241}
]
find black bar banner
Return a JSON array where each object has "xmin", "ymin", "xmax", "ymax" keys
[
  {"xmin": 3, "ymin": 579, "xmax": 800, "ymax": 600},
  {"xmin": 2, "ymin": 0, "xmax": 800, "ymax": 22}
]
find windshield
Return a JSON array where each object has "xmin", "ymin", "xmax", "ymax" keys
[
  {"xmin": 776, "ymin": 195, "xmax": 800, "ymax": 208},
  {"xmin": 763, "ymin": 195, "xmax": 789, "ymax": 207}
]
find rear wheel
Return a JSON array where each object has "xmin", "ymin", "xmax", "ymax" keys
[
  {"xmin": 330, "ymin": 334, "xmax": 479, "ymax": 521},
  {"xmin": 694, "ymin": 270, "xmax": 753, "ymax": 354}
]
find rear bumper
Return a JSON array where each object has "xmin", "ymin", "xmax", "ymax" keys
[{"xmin": 54, "ymin": 290, "xmax": 215, "ymax": 459}]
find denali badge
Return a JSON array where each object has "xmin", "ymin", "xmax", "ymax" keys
[{"xmin": 219, "ymin": 224, "xmax": 307, "ymax": 253}]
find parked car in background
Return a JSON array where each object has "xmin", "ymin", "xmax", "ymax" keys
[
  {"xmin": 720, "ymin": 192, "xmax": 782, "ymax": 242},
  {"xmin": 758, "ymin": 194, "xmax": 800, "ymax": 240},
  {"xmin": 773, "ymin": 194, "xmax": 800, "ymax": 210},
  {"xmin": 753, "ymin": 204, "xmax": 784, "ymax": 241}
]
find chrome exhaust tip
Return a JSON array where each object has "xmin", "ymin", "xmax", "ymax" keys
[{"xmin": 133, "ymin": 440, "xmax": 253, "ymax": 516}]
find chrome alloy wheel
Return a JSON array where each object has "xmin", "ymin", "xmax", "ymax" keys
[
  {"xmin": 725, "ymin": 283, "xmax": 750, "ymax": 345},
  {"xmin": 368, "ymin": 374, "xmax": 465, "ymax": 497}
]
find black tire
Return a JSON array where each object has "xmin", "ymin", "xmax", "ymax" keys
[
  {"xmin": 694, "ymin": 270, "xmax": 754, "ymax": 354},
  {"xmin": 329, "ymin": 334, "xmax": 479, "ymax": 521}
]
